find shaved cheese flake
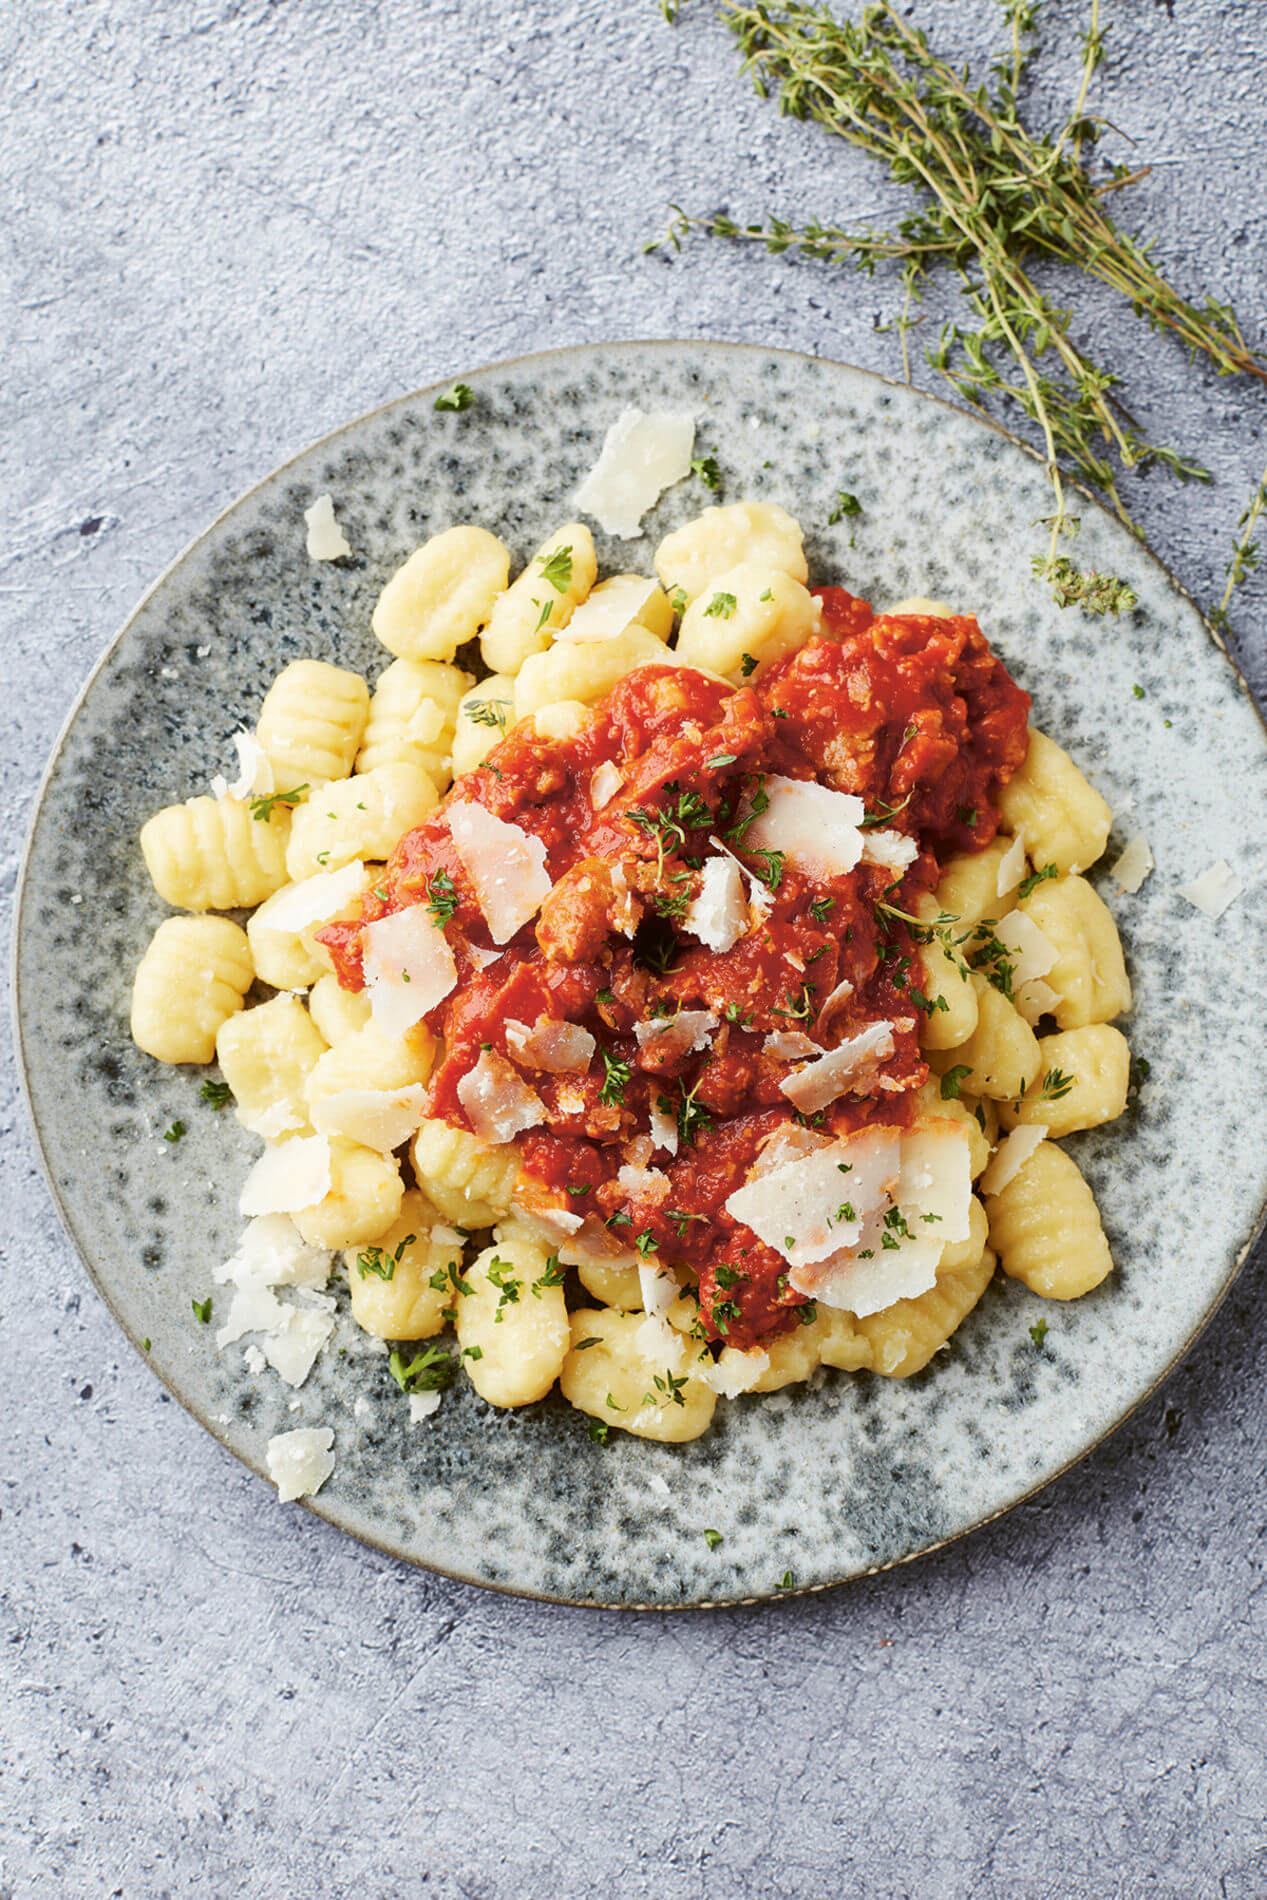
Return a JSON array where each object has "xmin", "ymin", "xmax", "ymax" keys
[
  {"xmin": 609, "ymin": 862, "xmax": 638, "ymax": 937},
  {"xmin": 634, "ymin": 1009, "xmax": 718, "ymax": 1061},
  {"xmin": 468, "ymin": 943, "xmax": 503, "ymax": 969},
  {"xmin": 996, "ymin": 830, "xmax": 1027, "ymax": 896},
  {"xmin": 796, "ymin": 1241, "xmax": 940, "ymax": 1319},
  {"xmin": 304, "ymin": 493, "xmax": 351, "ymax": 561},
  {"xmin": 779, "ymin": 1021, "xmax": 895, "ymax": 1113},
  {"xmin": 574, "ymin": 408, "xmax": 696, "ymax": 538},
  {"xmin": 637, "ymin": 1262, "xmax": 680, "ymax": 1319},
  {"xmin": 619, "ymin": 1164, "xmax": 671, "ymax": 1201},
  {"xmin": 556, "ymin": 576, "xmax": 658, "ymax": 642},
  {"xmin": 510, "ymin": 1198, "xmax": 586, "ymax": 1243},
  {"xmin": 409, "ymin": 1390, "xmax": 442, "ymax": 1423},
  {"xmin": 448, "ymin": 802, "xmax": 552, "ymax": 944},
  {"xmin": 505, "ymin": 1017, "xmax": 596, "ymax": 1074},
  {"xmin": 262, "ymin": 1302, "xmax": 337, "ymax": 1387},
  {"xmin": 633, "ymin": 1313, "xmax": 687, "ymax": 1373},
  {"xmin": 1178, "ymin": 859, "xmax": 1242, "ymax": 920},
  {"xmin": 258, "ymin": 861, "xmax": 368, "ymax": 936},
  {"xmin": 649, "ymin": 1097, "xmax": 678, "ymax": 1156},
  {"xmin": 228, "ymin": 729, "xmax": 273, "ymax": 800},
  {"xmin": 1014, "ymin": 976, "xmax": 1059, "ymax": 1025},
  {"xmin": 238, "ymin": 1102, "xmax": 305, "ymax": 1140},
  {"xmin": 404, "ymin": 698, "xmax": 446, "ymax": 746},
  {"xmin": 363, "ymin": 904, "xmax": 457, "ymax": 1035},
  {"xmin": 763, "ymin": 1031, "xmax": 821, "ymax": 1061},
  {"xmin": 683, "ymin": 855, "xmax": 748, "ymax": 954},
  {"xmin": 993, "ymin": 911, "xmax": 1058, "ymax": 988},
  {"xmin": 815, "ymin": 976, "xmax": 855, "ymax": 1037},
  {"xmin": 310, "ymin": 1085, "xmax": 429, "ymax": 1153},
  {"xmin": 1111, "ymin": 831, "xmax": 1154, "ymax": 894},
  {"xmin": 711, "ymin": 837, "xmax": 773, "ymax": 924},
  {"xmin": 240, "ymin": 1136, "xmax": 332, "ymax": 1217},
  {"xmin": 860, "ymin": 828, "xmax": 920, "ymax": 874},
  {"xmin": 266, "ymin": 1426, "xmax": 335, "ymax": 1502},
  {"xmin": 590, "ymin": 760, "xmax": 623, "ymax": 809},
  {"xmin": 703, "ymin": 1347, "xmax": 771, "ymax": 1397},
  {"xmin": 215, "ymin": 1214, "xmax": 331, "ymax": 1293},
  {"xmin": 752, "ymin": 1122, "xmax": 828, "ymax": 1180},
  {"xmin": 456, "ymin": 1048, "xmax": 544, "ymax": 1144},
  {"xmin": 727, "ymin": 1126, "xmax": 902, "ymax": 1272},
  {"xmin": 981, "ymin": 1124, "xmax": 1048, "ymax": 1197},
  {"xmin": 743, "ymin": 777, "xmax": 866, "ymax": 879},
  {"xmin": 896, "ymin": 1123, "xmax": 973, "ymax": 1244}
]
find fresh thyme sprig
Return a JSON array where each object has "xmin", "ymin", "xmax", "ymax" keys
[
  {"xmin": 653, "ymin": 0, "xmax": 1265, "ymax": 615},
  {"xmin": 1210, "ymin": 460, "xmax": 1267, "ymax": 637}
]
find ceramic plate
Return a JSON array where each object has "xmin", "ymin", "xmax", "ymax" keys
[{"xmin": 16, "ymin": 342, "xmax": 1267, "ymax": 1607}]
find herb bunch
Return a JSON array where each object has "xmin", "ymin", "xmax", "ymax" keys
[{"xmin": 655, "ymin": 0, "xmax": 1266, "ymax": 618}]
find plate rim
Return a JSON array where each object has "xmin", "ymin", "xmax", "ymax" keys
[{"xmin": 14, "ymin": 334, "xmax": 1267, "ymax": 1610}]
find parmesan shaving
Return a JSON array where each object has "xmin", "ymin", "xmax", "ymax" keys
[
  {"xmin": 860, "ymin": 828, "xmax": 920, "ymax": 874},
  {"xmin": 304, "ymin": 493, "xmax": 351, "ymax": 561},
  {"xmin": 634, "ymin": 1010, "xmax": 718, "ymax": 1061},
  {"xmin": 1111, "ymin": 831, "xmax": 1154, "ymax": 894},
  {"xmin": 711, "ymin": 837, "xmax": 773, "ymax": 924},
  {"xmin": 456, "ymin": 1048, "xmax": 545, "ymax": 1144},
  {"xmin": 409, "ymin": 1391, "xmax": 443, "ymax": 1423},
  {"xmin": 618, "ymin": 1164, "xmax": 671, "ymax": 1201},
  {"xmin": 505, "ymin": 1017, "xmax": 596, "ymax": 1074},
  {"xmin": 309, "ymin": 1085, "xmax": 429, "ymax": 1153},
  {"xmin": 637, "ymin": 1262, "xmax": 680, "ymax": 1318},
  {"xmin": 590, "ymin": 760, "xmax": 623, "ymax": 809},
  {"xmin": 743, "ymin": 776, "xmax": 866, "ymax": 879},
  {"xmin": 779, "ymin": 1021, "xmax": 895, "ymax": 1113},
  {"xmin": 574, "ymin": 408, "xmax": 696, "ymax": 538},
  {"xmin": 447, "ymin": 801, "xmax": 552, "ymax": 944},
  {"xmin": 363, "ymin": 904, "xmax": 457, "ymax": 1035},
  {"xmin": 683, "ymin": 855, "xmax": 748, "ymax": 954},
  {"xmin": 993, "ymin": 911, "xmax": 1058, "ymax": 988},
  {"xmin": 815, "ymin": 976, "xmax": 855, "ymax": 1037},
  {"xmin": 649, "ymin": 1097, "xmax": 678, "ymax": 1156},
  {"xmin": 980, "ymin": 1124, "xmax": 1048, "ymax": 1197},
  {"xmin": 703, "ymin": 1348, "xmax": 771, "ymax": 1397},
  {"xmin": 239, "ymin": 1136, "xmax": 332, "ymax": 1218},
  {"xmin": 555, "ymin": 576, "xmax": 658, "ymax": 642},
  {"xmin": 996, "ymin": 830, "xmax": 1027, "ymax": 896},
  {"xmin": 1177, "ymin": 859, "xmax": 1242, "ymax": 919},
  {"xmin": 763, "ymin": 1031, "xmax": 821, "ymax": 1061},
  {"xmin": 266, "ymin": 1426, "xmax": 335, "ymax": 1501},
  {"xmin": 256, "ymin": 862, "xmax": 367, "ymax": 936}
]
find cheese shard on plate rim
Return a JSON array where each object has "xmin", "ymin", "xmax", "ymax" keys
[
  {"xmin": 239, "ymin": 1136, "xmax": 333, "ymax": 1217},
  {"xmin": 742, "ymin": 776, "xmax": 866, "ymax": 880},
  {"xmin": 778, "ymin": 1020, "xmax": 896, "ymax": 1113},
  {"xmin": 574, "ymin": 408, "xmax": 696, "ymax": 538},
  {"xmin": 1177, "ymin": 858, "xmax": 1242, "ymax": 919},
  {"xmin": 266, "ymin": 1425, "xmax": 335, "ymax": 1502},
  {"xmin": 981, "ymin": 1123, "xmax": 1048, "ymax": 1197},
  {"xmin": 363, "ymin": 904, "xmax": 458, "ymax": 1035},
  {"xmin": 212, "ymin": 728, "xmax": 274, "ymax": 802},
  {"xmin": 457, "ymin": 1048, "xmax": 545, "ymax": 1144},
  {"xmin": 1111, "ymin": 830, "xmax": 1154, "ymax": 894},
  {"xmin": 304, "ymin": 493, "xmax": 352, "ymax": 561},
  {"xmin": 448, "ymin": 801, "xmax": 552, "ymax": 944}
]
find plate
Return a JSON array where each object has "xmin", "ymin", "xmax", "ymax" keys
[{"xmin": 16, "ymin": 341, "xmax": 1267, "ymax": 1607}]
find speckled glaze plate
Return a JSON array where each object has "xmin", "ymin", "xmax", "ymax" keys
[{"xmin": 16, "ymin": 342, "xmax": 1267, "ymax": 1607}]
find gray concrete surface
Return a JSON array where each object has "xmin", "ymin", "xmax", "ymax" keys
[{"xmin": 3, "ymin": 1, "xmax": 1266, "ymax": 1893}]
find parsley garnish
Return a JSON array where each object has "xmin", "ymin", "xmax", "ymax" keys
[
  {"xmin": 703, "ymin": 1527, "xmax": 723, "ymax": 1548},
  {"xmin": 191, "ymin": 1295, "xmax": 212, "ymax": 1323},
  {"xmin": 809, "ymin": 897, "xmax": 835, "ymax": 922},
  {"xmin": 200, "ymin": 1080, "xmax": 232, "ymax": 1109},
  {"xmin": 939, "ymin": 1065, "xmax": 972, "ymax": 1102},
  {"xmin": 859, "ymin": 790, "xmax": 914, "ymax": 830},
  {"xmin": 388, "ymin": 1341, "xmax": 456, "ymax": 1392},
  {"xmin": 1018, "ymin": 862, "xmax": 1059, "ymax": 899},
  {"xmin": 646, "ymin": 1369, "xmax": 689, "ymax": 1409},
  {"xmin": 434, "ymin": 382, "xmax": 475, "ymax": 412},
  {"xmin": 426, "ymin": 870, "xmax": 459, "ymax": 925},
  {"xmin": 539, "ymin": 545, "xmax": 574, "ymax": 592},
  {"xmin": 247, "ymin": 785, "xmax": 307, "ymax": 821},
  {"xmin": 670, "ymin": 586, "xmax": 688, "ymax": 617},
  {"xmin": 777, "ymin": 1569, "xmax": 796, "ymax": 1590},
  {"xmin": 828, "ymin": 491, "xmax": 861, "ymax": 523},
  {"xmin": 690, "ymin": 454, "xmax": 722, "ymax": 491},
  {"xmin": 1029, "ymin": 1317, "xmax": 1049, "ymax": 1348},
  {"xmin": 587, "ymin": 1417, "xmax": 611, "ymax": 1444},
  {"xmin": 531, "ymin": 1256, "xmax": 567, "ymax": 1295},
  {"xmin": 355, "ymin": 1234, "xmax": 416, "ymax": 1281},
  {"xmin": 707, "ymin": 752, "xmax": 738, "ymax": 769},
  {"xmin": 748, "ymin": 847, "xmax": 785, "ymax": 891},
  {"xmin": 675, "ymin": 1077, "xmax": 712, "ymax": 1149},
  {"xmin": 599, "ymin": 1047, "xmax": 632, "ymax": 1106},
  {"xmin": 163, "ymin": 1121, "xmax": 186, "ymax": 1144},
  {"xmin": 703, "ymin": 590, "xmax": 737, "ymax": 619},
  {"xmin": 486, "ymin": 1254, "xmax": 523, "ymax": 1320},
  {"xmin": 740, "ymin": 651, "xmax": 758, "ymax": 677},
  {"xmin": 722, "ymin": 1001, "xmax": 753, "ymax": 1028},
  {"xmin": 635, "ymin": 1230, "xmax": 658, "ymax": 1257}
]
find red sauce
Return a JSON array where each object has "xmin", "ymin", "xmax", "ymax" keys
[{"xmin": 321, "ymin": 597, "xmax": 1030, "ymax": 1351}]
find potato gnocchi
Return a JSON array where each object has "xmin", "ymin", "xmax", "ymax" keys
[{"xmin": 130, "ymin": 493, "xmax": 1134, "ymax": 1458}]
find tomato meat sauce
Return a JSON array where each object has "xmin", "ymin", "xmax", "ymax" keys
[{"xmin": 320, "ymin": 594, "xmax": 1029, "ymax": 1353}]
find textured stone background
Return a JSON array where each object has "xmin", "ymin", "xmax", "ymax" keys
[{"xmin": 3, "ymin": 1, "xmax": 1265, "ymax": 1894}]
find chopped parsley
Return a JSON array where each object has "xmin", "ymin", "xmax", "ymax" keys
[
  {"xmin": 690, "ymin": 453, "xmax": 722, "ymax": 491},
  {"xmin": 539, "ymin": 545, "xmax": 574, "ymax": 592},
  {"xmin": 355, "ymin": 1233, "xmax": 417, "ymax": 1281},
  {"xmin": 486, "ymin": 1254, "xmax": 523, "ymax": 1320},
  {"xmin": 809, "ymin": 897, "xmax": 835, "ymax": 923},
  {"xmin": 531, "ymin": 1256, "xmax": 567, "ymax": 1295},
  {"xmin": 426, "ymin": 870, "xmax": 459, "ymax": 925},
  {"xmin": 860, "ymin": 790, "xmax": 914, "ymax": 830},
  {"xmin": 670, "ymin": 586, "xmax": 688, "ymax": 618},
  {"xmin": 635, "ymin": 1230, "xmax": 658, "ymax": 1258},
  {"xmin": 703, "ymin": 590, "xmax": 737, "ymax": 620},
  {"xmin": 388, "ymin": 1341, "xmax": 456, "ymax": 1392},
  {"xmin": 587, "ymin": 1417, "xmax": 611, "ymax": 1444},
  {"xmin": 1029, "ymin": 1317, "xmax": 1049, "ymax": 1348},
  {"xmin": 191, "ymin": 1295, "xmax": 212, "ymax": 1323},
  {"xmin": 828, "ymin": 490, "xmax": 862, "ymax": 523},
  {"xmin": 599, "ymin": 1047, "xmax": 632, "ymax": 1106},
  {"xmin": 739, "ymin": 651, "xmax": 758, "ymax": 678},
  {"xmin": 247, "ymin": 785, "xmax": 307, "ymax": 821},
  {"xmin": 777, "ymin": 1569, "xmax": 796, "ymax": 1590},
  {"xmin": 939, "ymin": 1064, "xmax": 973, "ymax": 1101},
  {"xmin": 703, "ymin": 1527, "xmax": 723, "ymax": 1548},
  {"xmin": 722, "ymin": 1001, "xmax": 753, "ymax": 1028},
  {"xmin": 163, "ymin": 1121, "xmax": 186, "ymax": 1144},
  {"xmin": 200, "ymin": 1079, "xmax": 232, "ymax": 1109},
  {"xmin": 433, "ymin": 382, "xmax": 475, "ymax": 412},
  {"xmin": 748, "ymin": 847, "xmax": 785, "ymax": 891}
]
